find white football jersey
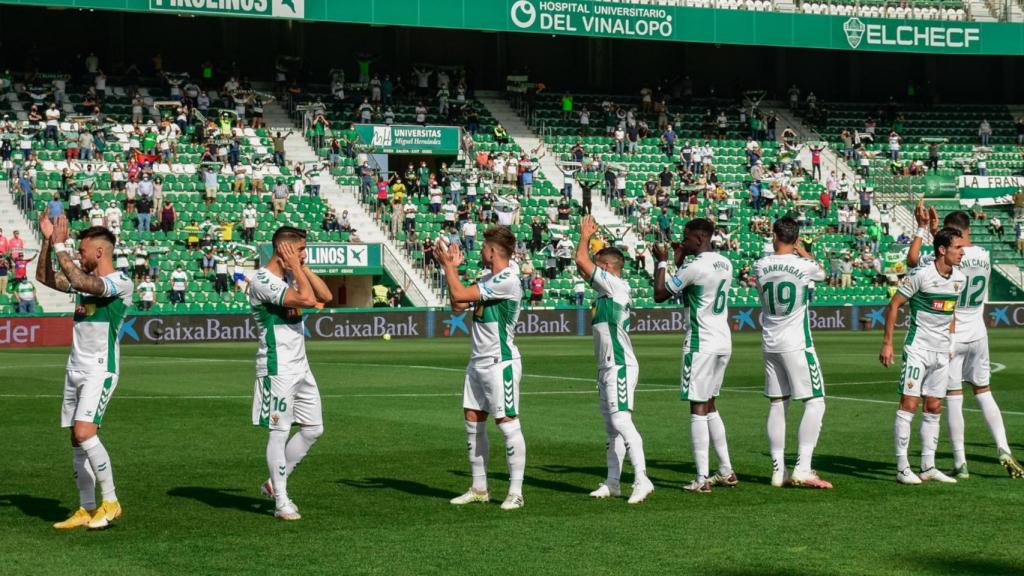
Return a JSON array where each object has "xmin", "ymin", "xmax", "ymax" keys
[
  {"xmin": 67, "ymin": 272, "xmax": 133, "ymax": 374},
  {"xmin": 898, "ymin": 262, "xmax": 965, "ymax": 353},
  {"xmin": 666, "ymin": 252, "xmax": 733, "ymax": 354},
  {"xmin": 754, "ymin": 254, "xmax": 826, "ymax": 353},
  {"xmin": 920, "ymin": 244, "xmax": 989, "ymax": 343},
  {"xmin": 249, "ymin": 268, "xmax": 309, "ymax": 377},
  {"xmin": 589, "ymin": 268, "xmax": 637, "ymax": 369},
  {"xmin": 471, "ymin": 261, "xmax": 522, "ymax": 361}
]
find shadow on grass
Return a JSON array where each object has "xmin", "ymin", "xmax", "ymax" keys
[
  {"xmin": 0, "ymin": 494, "xmax": 71, "ymax": 522},
  {"xmin": 915, "ymin": 555, "xmax": 1024, "ymax": 575},
  {"xmin": 450, "ymin": 469, "xmax": 587, "ymax": 495},
  {"xmin": 337, "ymin": 478, "xmax": 459, "ymax": 499},
  {"xmin": 166, "ymin": 487, "xmax": 272, "ymax": 515},
  {"xmin": 644, "ymin": 459, "xmax": 773, "ymax": 486},
  {"xmin": 535, "ymin": 464, "xmax": 608, "ymax": 480},
  {"xmin": 809, "ymin": 454, "xmax": 893, "ymax": 481}
]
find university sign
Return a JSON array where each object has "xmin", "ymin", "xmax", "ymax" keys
[
  {"xmin": 353, "ymin": 125, "xmax": 461, "ymax": 156},
  {"xmin": 6, "ymin": 0, "xmax": 1024, "ymax": 55},
  {"xmin": 258, "ymin": 243, "xmax": 382, "ymax": 275}
]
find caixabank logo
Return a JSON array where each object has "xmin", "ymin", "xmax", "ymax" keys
[{"xmin": 842, "ymin": 17, "xmax": 980, "ymax": 50}]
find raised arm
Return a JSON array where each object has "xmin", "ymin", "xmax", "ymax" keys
[
  {"xmin": 575, "ymin": 215, "xmax": 598, "ymax": 281},
  {"xmin": 36, "ymin": 214, "xmax": 73, "ymax": 292},
  {"xmin": 50, "ymin": 216, "xmax": 106, "ymax": 295},
  {"xmin": 651, "ymin": 243, "xmax": 673, "ymax": 303},
  {"xmin": 434, "ymin": 242, "xmax": 478, "ymax": 312},
  {"xmin": 906, "ymin": 201, "xmax": 931, "ymax": 268}
]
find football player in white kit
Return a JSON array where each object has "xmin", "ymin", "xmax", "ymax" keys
[
  {"xmin": 907, "ymin": 206, "xmax": 1023, "ymax": 478},
  {"xmin": 37, "ymin": 214, "xmax": 133, "ymax": 530},
  {"xmin": 575, "ymin": 216, "xmax": 654, "ymax": 504},
  {"xmin": 881, "ymin": 227, "xmax": 966, "ymax": 485},
  {"xmin": 434, "ymin": 226, "xmax": 527, "ymax": 511},
  {"xmin": 754, "ymin": 217, "xmax": 832, "ymax": 489},
  {"xmin": 653, "ymin": 218, "xmax": 737, "ymax": 493},
  {"xmin": 250, "ymin": 227, "xmax": 332, "ymax": 520}
]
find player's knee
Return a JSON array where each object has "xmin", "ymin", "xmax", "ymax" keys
[
  {"xmin": 970, "ymin": 385, "xmax": 990, "ymax": 395},
  {"xmin": 609, "ymin": 410, "xmax": 633, "ymax": 429},
  {"xmin": 71, "ymin": 425, "xmax": 96, "ymax": 446},
  {"xmin": 899, "ymin": 395, "xmax": 920, "ymax": 412},
  {"xmin": 689, "ymin": 401, "xmax": 709, "ymax": 416},
  {"xmin": 301, "ymin": 424, "xmax": 324, "ymax": 441},
  {"xmin": 924, "ymin": 397, "xmax": 943, "ymax": 414}
]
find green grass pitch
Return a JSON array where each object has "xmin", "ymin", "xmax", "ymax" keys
[{"xmin": 2, "ymin": 330, "xmax": 1023, "ymax": 575}]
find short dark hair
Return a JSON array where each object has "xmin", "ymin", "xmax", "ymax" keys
[
  {"xmin": 483, "ymin": 226, "xmax": 516, "ymax": 257},
  {"xmin": 943, "ymin": 210, "xmax": 971, "ymax": 232},
  {"xmin": 595, "ymin": 247, "xmax": 625, "ymax": 271},
  {"xmin": 272, "ymin": 226, "xmax": 307, "ymax": 252},
  {"xmin": 684, "ymin": 218, "xmax": 715, "ymax": 238},
  {"xmin": 773, "ymin": 217, "xmax": 800, "ymax": 245},
  {"xmin": 934, "ymin": 226, "xmax": 962, "ymax": 255},
  {"xmin": 78, "ymin": 226, "xmax": 116, "ymax": 246}
]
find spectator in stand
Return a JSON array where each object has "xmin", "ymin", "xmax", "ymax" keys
[
  {"xmin": 888, "ymin": 131, "xmax": 901, "ymax": 161},
  {"xmin": 462, "ymin": 219, "xmax": 477, "ymax": 252},
  {"xmin": 185, "ymin": 219, "xmax": 201, "ymax": 252},
  {"xmin": 1016, "ymin": 221, "xmax": 1024, "ymax": 255},
  {"xmin": 818, "ymin": 188, "xmax": 831, "ymax": 218},
  {"xmin": 0, "ymin": 253, "xmax": 9, "ymax": 295},
  {"xmin": 529, "ymin": 271, "xmax": 545, "ymax": 307},
  {"xmin": 658, "ymin": 208, "xmax": 671, "ymax": 242},
  {"xmin": 429, "ymin": 184, "xmax": 443, "ymax": 215},
  {"xmin": 137, "ymin": 276, "xmax": 156, "ymax": 311},
  {"xmin": 839, "ymin": 256, "xmax": 853, "ymax": 288},
  {"xmin": 858, "ymin": 186, "xmax": 872, "ymax": 217},
  {"xmin": 979, "ymin": 119, "xmax": 992, "ymax": 147},
  {"xmin": 809, "ymin": 143, "xmax": 825, "ymax": 180},
  {"xmin": 990, "ymin": 216, "xmax": 1005, "ymax": 240},
  {"xmin": 661, "ymin": 123, "xmax": 676, "ymax": 158},
  {"xmin": 12, "ymin": 251, "xmax": 34, "ymax": 287},
  {"xmin": 160, "ymin": 200, "xmax": 177, "ymax": 233},
  {"xmin": 375, "ymin": 177, "xmax": 389, "ymax": 217},
  {"xmin": 7, "ymin": 230, "xmax": 23, "ymax": 258},
  {"xmin": 241, "ymin": 202, "xmax": 257, "ymax": 243},
  {"xmin": 16, "ymin": 279, "xmax": 36, "ymax": 314},
  {"xmin": 170, "ymin": 266, "xmax": 188, "ymax": 304},
  {"xmin": 214, "ymin": 249, "xmax": 230, "ymax": 294},
  {"xmin": 493, "ymin": 123, "xmax": 509, "ymax": 145},
  {"xmin": 272, "ymin": 179, "xmax": 289, "ymax": 217},
  {"xmin": 202, "ymin": 166, "xmax": 219, "ymax": 207},
  {"xmin": 272, "ymin": 131, "xmax": 292, "ymax": 165},
  {"xmin": 46, "ymin": 193, "xmax": 64, "ymax": 221},
  {"xmin": 634, "ymin": 241, "xmax": 647, "ymax": 272}
]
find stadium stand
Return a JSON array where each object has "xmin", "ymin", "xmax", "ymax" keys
[{"xmin": 798, "ymin": 0, "xmax": 968, "ymax": 20}]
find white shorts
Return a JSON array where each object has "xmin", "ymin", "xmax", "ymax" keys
[
  {"xmin": 464, "ymin": 358, "xmax": 522, "ymax": 418},
  {"xmin": 61, "ymin": 370, "xmax": 118, "ymax": 427},
  {"xmin": 681, "ymin": 351, "xmax": 730, "ymax": 403},
  {"xmin": 948, "ymin": 337, "xmax": 990, "ymax": 390},
  {"xmin": 252, "ymin": 370, "xmax": 323, "ymax": 431},
  {"xmin": 764, "ymin": 349, "xmax": 826, "ymax": 401},
  {"xmin": 598, "ymin": 365, "xmax": 638, "ymax": 415},
  {"xmin": 899, "ymin": 347, "xmax": 949, "ymax": 399}
]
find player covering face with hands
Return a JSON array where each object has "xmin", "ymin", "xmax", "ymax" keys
[
  {"xmin": 36, "ymin": 213, "xmax": 133, "ymax": 530},
  {"xmin": 434, "ymin": 226, "xmax": 527, "ymax": 511},
  {"xmin": 652, "ymin": 219, "xmax": 737, "ymax": 493},
  {"xmin": 250, "ymin": 226, "xmax": 332, "ymax": 520},
  {"xmin": 575, "ymin": 216, "xmax": 653, "ymax": 504}
]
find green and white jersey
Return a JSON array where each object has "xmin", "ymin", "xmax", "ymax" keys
[
  {"xmin": 471, "ymin": 261, "xmax": 521, "ymax": 361},
  {"xmin": 919, "ymin": 245, "xmax": 989, "ymax": 344},
  {"xmin": 249, "ymin": 268, "xmax": 307, "ymax": 377},
  {"xmin": 67, "ymin": 272, "xmax": 133, "ymax": 374},
  {"xmin": 666, "ymin": 252, "xmax": 733, "ymax": 354},
  {"xmin": 170, "ymin": 270, "xmax": 188, "ymax": 291},
  {"xmin": 137, "ymin": 281, "xmax": 156, "ymax": 302},
  {"xmin": 16, "ymin": 282, "xmax": 35, "ymax": 301},
  {"xmin": 898, "ymin": 262, "xmax": 965, "ymax": 353},
  {"xmin": 754, "ymin": 253, "xmax": 826, "ymax": 353},
  {"xmin": 590, "ymin": 268, "xmax": 637, "ymax": 369}
]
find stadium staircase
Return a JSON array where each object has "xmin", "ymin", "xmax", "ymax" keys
[
  {"xmin": 262, "ymin": 102, "xmax": 439, "ymax": 306},
  {"xmin": 475, "ymin": 92, "xmax": 643, "ymax": 266},
  {"xmin": 0, "ymin": 184, "xmax": 74, "ymax": 313}
]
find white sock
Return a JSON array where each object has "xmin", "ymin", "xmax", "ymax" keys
[
  {"xmin": 72, "ymin": 446, "xmax": 96, "ymax": 510},
  {"xmin": 767, "ymin": 400, "xmax": 789, "ymax": 474},
  {"xmin": 895, "ymin": 410, "xmax": 914, "ymax": 471},
  {"xmin": 610, "ymin": 411, "xmax": 647, "ymax": 481},
  {"xmin": 464, "ymin": 420, "xmax": 489, "ymax": 492},
  {"xmin": 976, "ymin": 391, "xmax": 1011, "ymax": 454},
  {"xmin": 690, "ymin": 414, "xmax": 710, "ymax": 481},
  {"xmin": 602, "ymin": 414, "xmax": 624, "ymax": 488},
  {"xmin": 796, "ymin": 398, "xmax": 826, "ymax": 474},
  {"xmin": 284, "ymin": 424, "xmax": 323, "ymax": 477},
  {"xmin": 267, "ymin": 429, "xmax": 289, "ymax": 507},
  {"xmin": 79, "ymin": 436, "xmax": 116, "ymax": 502},
  {"xmin": 920, "ymin": 412, "xmax": 941, "ymax": 471},
  {"xmin": 498, "ymin": 419, "xmax": 526, "ymax": 496},
  {"xmin": 946, "ymin": 395, "xmax": 966, "ymax": 468},
  {"xmin": 706, "ymin": 411, "xmax": 732, "ymax": 476}
]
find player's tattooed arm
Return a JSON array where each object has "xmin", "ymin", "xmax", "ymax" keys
[{"xmin": 55, "ymin": 251, "xmax": 107, "ymax": 295}]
